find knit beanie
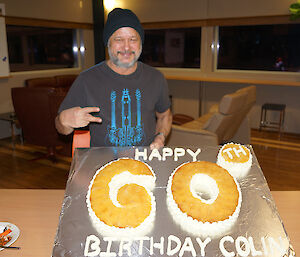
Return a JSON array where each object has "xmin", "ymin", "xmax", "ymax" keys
[{"xmin": 103, "ymin": 8, "xmax": 144, "ymax": 46}]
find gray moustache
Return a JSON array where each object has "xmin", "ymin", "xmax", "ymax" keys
[{"xmin": 117, "ymin": 51, "xmax": 135, "ymax": 54}]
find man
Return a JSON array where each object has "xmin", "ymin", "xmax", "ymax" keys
[{"xmin": 55, "ymin": 8, "xmax": 172, "ymax": 149}]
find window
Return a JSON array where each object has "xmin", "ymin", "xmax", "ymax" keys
[
  {"xmin": 217, "ymin": 24, "xmax": 300, "ymax": 72},
  {"xmin": 6, "ymin": 25, "xmax": 78, "ymax": 72},
  {"xmin": 140, "ymin": 27, "xmax": 201, "ymax": 68}
]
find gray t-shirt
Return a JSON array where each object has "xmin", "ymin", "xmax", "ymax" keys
[{"xmin": 59, "ymin": 61, "xmax": 171, "ymax": 147}]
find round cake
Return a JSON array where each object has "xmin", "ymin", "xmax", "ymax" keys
[
  {"xmin": 86, "ymin": 158, "xmax": 156, "ymax": 238},
  {"xmin": 166, "ymin": 161, "xmax": 242, "ymax": 237},
  {"xmin": 217, "ymin": 142, "xmax": 252, "ymax": 179}
]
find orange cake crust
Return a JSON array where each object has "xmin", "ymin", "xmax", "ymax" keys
[
  {"xmin": 171, "ymin": 161, "xmax": 240, "ymax": 223},
  {"xmin": 89, "ymin": 159, "xmax": 154, "ymax": 228},
  {"xmin": 220, "ymin": 143, "xmax": 250, "ymax": 163}
]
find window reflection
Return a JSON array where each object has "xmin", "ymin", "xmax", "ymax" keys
[
  {"xmin": 218, "ymin": 24, "xmax": 300, "ymax": 72},
  {"xmin": 7, "ymin": 25, "xmax": 77, "ymax": 72},
  {"xmin": 140, "ymin": 27, "xmax": 201, "ymax": 68}
]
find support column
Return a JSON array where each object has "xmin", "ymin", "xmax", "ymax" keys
[{"xmin": 92, "ymin": 0, "xmax": 105, "ymax": 64}]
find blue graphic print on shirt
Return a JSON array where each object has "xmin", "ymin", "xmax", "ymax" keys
[{"xmin": 107, "ymin": 88, "xmax": 144, "ymax": 146}]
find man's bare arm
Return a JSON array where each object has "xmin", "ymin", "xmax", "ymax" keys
[
  {"xmin": 150, "ymin": 108, "xmax": 173, "ymax": 149},
  {"xmin": 55, "ymin": 107, "xmax": 102, "ymax": 135}
]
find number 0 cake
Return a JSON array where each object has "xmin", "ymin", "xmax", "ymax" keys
[{"xmin": 166, "ymin": 161, "xmax": 242, "ymax": 237}]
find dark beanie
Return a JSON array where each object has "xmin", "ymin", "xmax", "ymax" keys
[{"xmin": 103, "ymin": 8, "xmax": 144, "ymax": 46}]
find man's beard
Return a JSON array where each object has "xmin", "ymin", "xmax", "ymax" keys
[{"xmin": 108, "ymin": 45, "xmax": 142, "ymax": 69}]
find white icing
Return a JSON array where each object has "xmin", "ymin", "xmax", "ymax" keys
[
  {"xmin": 167, "ymin": 235, "xmax": 181, "ymax": 256},
  {"xmin": 235, "ymin": 236, "xmax": 251, "ymax": 256},
  {"xmin": 109, "ymin": 171, "xmax": 155, "ymax": 208},
  {"xmin": 174, "ymin": 148, "xmax": 185, "ymax": 162},
  {"xmin": 190, "ymin": 174, "xmax": 219, "ymax": 205},
  {"xmin": 86, "ymin": 158, "xmax": 156, "ymax": 239},
  {"xmin": 233, "ymin": 146, "xmax": 247, "ymax": 158},
  {"xmin": 84, "ymin": 235, "xmax": 287, "ymax": 257},
  {"xmin": 179, "ymin": 237, "xmax": 196, "ymax": 257},
  {"xmin": 217, "ymin": 143, "xmax": 252, "ymax": 179},
  {"xmin": 135, "ymin": 147, "xmax": 201, "ymax": 162},
  {"xmin": 219, "ymin": 236, "xmax": 235, "ymax": 257},
  {"xmin": 162, "ymin": 148, "xmax": 173, "ymax": 161},
  {"xmin": 196, "ymin": 237, "xmax": 211, "ymax": 257},
  {"xmin": 166, "ymin": 162, "xmax": 242, "ymax": 238},
  {"xmin": 186, "ymin": 148, "xmax": 201, "ymax": 161}
]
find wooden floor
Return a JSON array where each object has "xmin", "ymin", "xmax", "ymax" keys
[
  {"xmin": 251, "ymin": 129, "xmax": 300, "ymax": 191},
  {"xmin": 0, "ymin": 129, "xmax": 299, "ymax": 190}
]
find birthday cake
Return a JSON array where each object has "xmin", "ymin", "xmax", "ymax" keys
[
  {"xmin": 166, "ymin": 161, "xmax": 242, "ymax": 237},
  {"xmin": 52, "ymin": 146, "xmax": 292, "ymax": 257},
  {"xmin": 217, "ymin": 143, "xmax": 252, "ymax": 179},
  {"xmin": 86, "ymin": 158, "xmax": 156, "ymax": 238}
]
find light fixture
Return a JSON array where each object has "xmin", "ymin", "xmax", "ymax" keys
[
  {"xmin": 103, "ymin": 0, "xmax": 116, "ymax": 12},
  {"xmin": 80, "ymin": 46, "xmax": 85, "ymax": 53},
  {"xmin": 73, "ymin": 46, "xmax": 78, "ymax": 53}
]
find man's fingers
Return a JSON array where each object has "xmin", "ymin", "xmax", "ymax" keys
[
  {"xmin": 82, "ymin": 107, "xmax": 100, "ymax": 114},
  {"xmin": 86, "ymin": 114, "xmax": 102, "ymax": 123},
  {"xmin": 81, "ymin": 107, "xmax": 102, "ymax": 123}
]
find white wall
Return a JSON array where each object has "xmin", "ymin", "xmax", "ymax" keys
[
  {"xmin": 124, "ymin": 0, "xmax": 294, "ymax": 22},
  {"xmin": 1, "ymin": 0, "xmax": 92, "ymax": 23},
  {"xmin": 0, "ymin": 0, "xmax": 95, "ymax": 139}
]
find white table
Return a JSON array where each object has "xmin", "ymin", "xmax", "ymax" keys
[{"xmin": 0, "ymin": 190, "xmax": 299, "ymax": 256}]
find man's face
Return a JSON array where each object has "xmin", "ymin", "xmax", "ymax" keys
[{"xmin": 108, "ymin": 27, "xmax": 142, "ymax": 69}]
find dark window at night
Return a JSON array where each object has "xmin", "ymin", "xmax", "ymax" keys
[
  {"xmin": 217, "ymin": 24, "xmax": 300, "ymax": 72},
  {"xmin": 140, "ymin": 27, "xmax": 201, "ymax": 68},
  {"xmin": 6, "ymin": 25, "xmax": 77, "ymax": 72}
]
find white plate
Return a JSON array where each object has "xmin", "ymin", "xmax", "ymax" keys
[{"xmin": 0, "ymin": 222, "xmax": 20, "ymax": 250}]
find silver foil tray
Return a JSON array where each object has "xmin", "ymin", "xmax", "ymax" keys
[{"xmin": 52, "ymin": 146, "xmax": 295, "ymax": 257}]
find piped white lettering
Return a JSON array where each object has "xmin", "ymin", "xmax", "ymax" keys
[
  {"xmin": 167, "ymin": 235, "xmax": 181, "ymax": 256},
  {"xmin": 149, "ymin": 148, "xmax": 162, "ymax": 161},
  {"xmin": 162, "ymin": 148, "xmax": 173, "ymax": 161},
  {"xmin": 84, "ymin": 235, "xmax": 101, "ymax": 257},
  {"xmin": 135, "ymin": 148, "xmax": 147, "ymax": 161},
  {"xmin": 196, "ymin": 237, "xmax": 211, "ymax": 256},
  {"xmin": 235, "ymin": 236, "xmax": 250, "ymax": 257},
  {"xmin": 174, "ymin": 148, "xmax": 185, "ymax": 161},
  {"xmin": 219, "ymin": 236, "xmax": 235, "ymax": 257},
  {"xmin": 152, "ymin": 237, "xmax": 164, "ymax": 255},
  {"xmin": 186, "ymin": 148, "xmax": 201, "ymax": 161},
  {"xmin": 179, "ymin": 237, "xmax": 196, "ymax": 257},
  {"xmin": 100, "ymin": 237, "xmax": 117, "ymax": 257},
  {"xmin": 233, "ymin": 146, "xmax": 246, "ymax": 157},
  {"xmin": 223, "ymin": 148, "xmax": 233, "ymax": 159},
  {"xmin": 261, "ymin": 237, "xmax": 268, "ymax": 255},
  {"xmin": 268, "ymin": 237, "xmax": 285, "ymax": 256},
  {"xmin": 248, "ymin": 237, "xmax": 262, "ymax": 256},
  {"xmin": 119, "ymin": 240, "xmax": 132, "ymax": 256},
  {"xmin": 135, "ymin": 237, "xmax": 150, "ymax": 255}
]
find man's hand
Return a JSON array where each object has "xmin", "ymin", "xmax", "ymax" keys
[
  {"xmin": 150, "ymin": 133, "xmax": 165, "ymax": 150},
  {"xmin": 149, "ymin": 108, "xmax": 172, "ymax": 149},
  {"xmin": 56, "ymin": 107, "xmax": 102, "ymax": 135}
]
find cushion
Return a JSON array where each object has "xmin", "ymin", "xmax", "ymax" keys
[{"xmin": 219, "ymin": 91, "xmax": 247, "ymax": 115}]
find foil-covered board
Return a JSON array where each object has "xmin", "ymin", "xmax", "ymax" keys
[{"xmin": 52, "ymin": 146, "xmax": 295, "ymax": 257}]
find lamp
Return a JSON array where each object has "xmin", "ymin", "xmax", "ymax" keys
[{"xmin": 103, "ymin": 0, "xmax": 116, "ymax": 12}]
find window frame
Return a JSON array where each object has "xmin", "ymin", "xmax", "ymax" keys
[
  {"xmin": 142, "ymin": 15, "xmax": 300, "ymax": 86},
  {"xmin": 4, "ymin": 16, "xmax": 92, "ymax": 75},
  {"xmin": 214, "ymin": 24, "xmax": 300, "ymax": 74},
  {"xmin": 141, "ymin": 26, "xmax": 202, "ymax": 69}
]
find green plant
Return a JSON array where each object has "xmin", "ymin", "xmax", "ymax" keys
[{"xmin": 289, "ymin": 0, "xmax": 300, "ymax": 20}]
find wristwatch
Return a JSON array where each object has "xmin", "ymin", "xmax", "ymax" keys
[{"xmin": 155, "ymin": 132, "xmax": 165, "ymax": 140}]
